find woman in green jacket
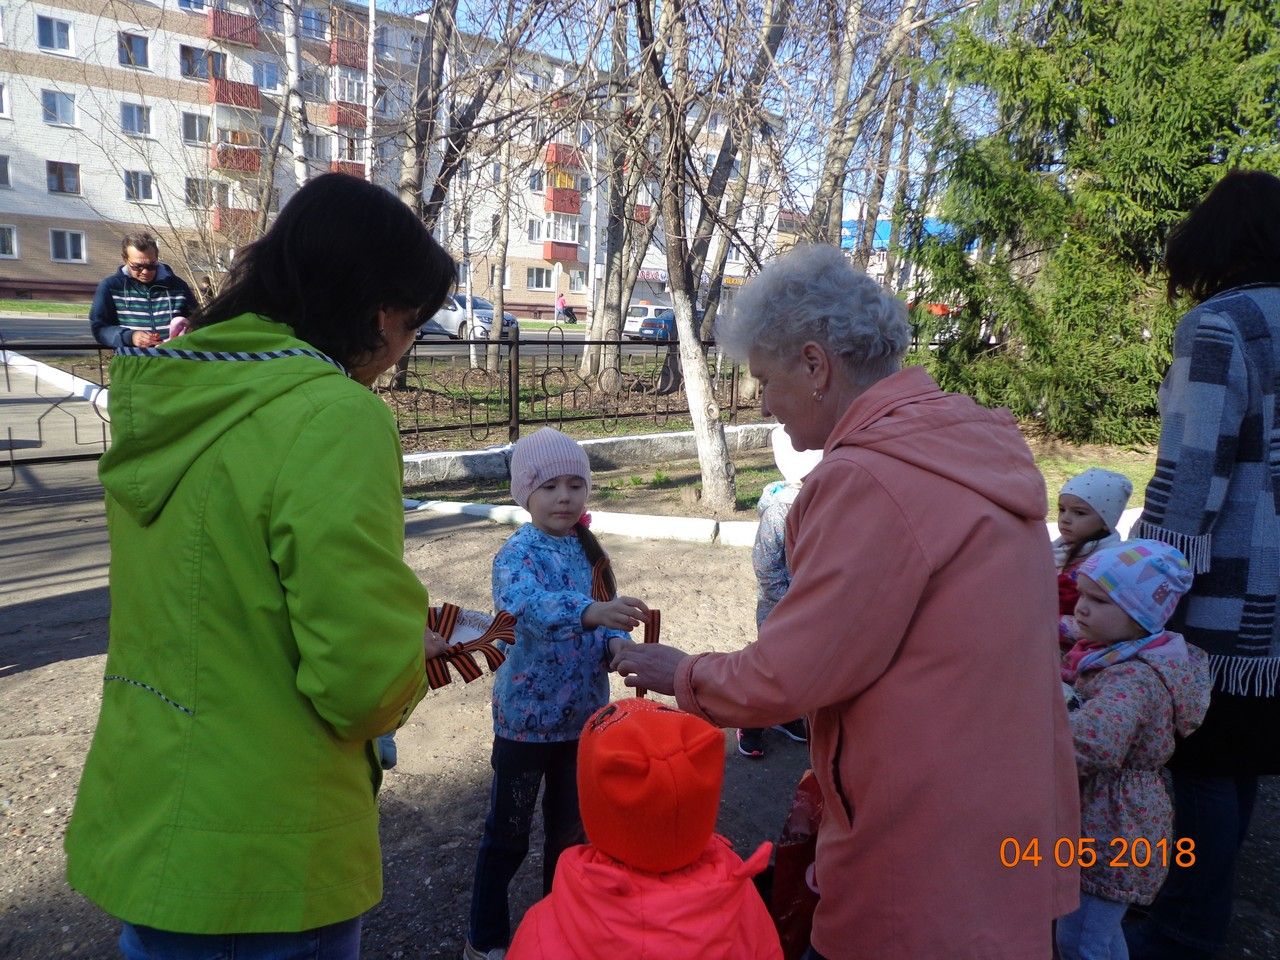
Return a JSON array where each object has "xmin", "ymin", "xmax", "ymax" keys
[{"xmin": 65, "ymin": 174, "xmax": 456, "ymax": 959}]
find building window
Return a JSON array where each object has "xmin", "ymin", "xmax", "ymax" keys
[
  {"xmin": 37, "ymin": 15, "xmax": 71, "ymax": 52},
  {"xmin": 527, "ymin": 268, "xmax": 554, "ymax": 291},
  {"xmin": 118, "ymin": 32, "xmax": 148, "ymax": 68},
  {"xmin": 549, "ymin": 213, "xmax": 578, "ymax": 243},
  {"xmin": 569, "ymin": 269, "xmax": 586, "ymax": 292},
  {"xmin": 335, "ymin": 66, "xmax": 365, "ymax": 103},
  {"xmin": 337, "ymin": 129, "xmax": 364, "ymax": 162},
  {"xmin": 489, "ymin": 213, "xmax": 500, "ymax": 236},
  {"xmin": 726, "ymin": 241, "xmax": 743, "ymax": 263},
  {"xmin": 253, "ymin": 60, "xmax": 282, "ymax": 91},
  {"xmin": 489, "ymin": 265, "xmax": 509, "ymax": 289},
  {"xmin": 46, "ymin": 161, "xmax": 79, "ymax": 194},
  {"xmin": 124, "ymin": 170, "xmax": 154, "ymax": 202},
  {"xmin": 491, "ymin": 162, "xmax": 501, "ymax": 184},
  {"xmin": 527, "ymin": 219, "xmax": 542, "ymax": 243},
  {"xmin": 50, "ymin": 229, "xmax": 86, "ymax": 262},
  {"xmin": 0, "ymin": 156, "xmax": 9, "ymax": 187},
  {"xmin": 178, "ymin": 0, "xmax": 206, "ymax": 9},
  {"xmin": 708, "ymin": 112, "xmax": 722, "ymax": 133},
  {"xmin": 259, "ymin": 121, "xmax": 276, "ymax": 147},
  {"xmin": 299, "ymin": 66, "xmax": 327, "ymax": 100},
  {"xmin": 182, "ymin": 112, "xmax": 210, "ymax": 143},
  {"xmin": 577, "ymin": 223, "xmax": 589, "ymax": 245},
  {"xmin": 0, "ymin": 81, "xmax": 8, "ymax": 118},
  {"xmin": 374, "ymin": 25, "xmax": 391, "ymax": 58},
  {"xmin": 255, "ymin": 0, "xmax": 282, "ymax": 32},
  {"xmin": 528, "ymin": 169, "xmax": 544, "ymax": 192},
  {"xmin": 299, "ymin": 6, "xmax": 328, "ymax": 40},
  {"xmin": 184, "ymin": 177, "xmax": 215, "ymax": 208},
  {"xmin": 302, "ymin": 131, "xmax": 329, "ymax": 161},
  {"xmin": 180, "ymin": 45, "xmax": 224, "ymax": 80},
  {"xmin": 0, "ymin": 225, "xmax": 17, "ymax": 258},
  {"xmin": 41, "ymin": 90, "xmax": 75, "ymax": 126},
  {"xmin": 121, "ymin": 102, "xmax": 151, "ymax": 136}
]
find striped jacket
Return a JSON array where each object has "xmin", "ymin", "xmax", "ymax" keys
[
  {"xmin": 89, "ymin": 263, "xmax": 196, "ymax": 349},
  {"xmin": 1135, "ymin": 284, "xmax": 1280, "ymax": 700}
]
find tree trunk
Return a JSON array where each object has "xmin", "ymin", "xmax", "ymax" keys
[{"xmin": 854, "ymin": 65, "xmax": 904, "ymax": 267}]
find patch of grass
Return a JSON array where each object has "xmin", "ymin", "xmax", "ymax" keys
[
  {"xmin": 651, "ymin": 469, "xmax": 670, "ymax": 485},
  {"xmin": 627, "ymin": 475, "xmax": 645, "ymax": 486},
  {"xmin": 0, "ymin": 298, "xmax": 90, "ymax": 315}
]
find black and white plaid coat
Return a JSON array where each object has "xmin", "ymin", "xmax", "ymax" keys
[{"xmin": 1136, "ymin": 284, "xmax": 1280, "ymax": 698}]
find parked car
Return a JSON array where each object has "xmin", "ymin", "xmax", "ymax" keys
[
  {"xmin": 622, "ymin": 302, "xmax": 670, "ymax": 339},
  {"xmin": 635, "ymin": 308, "xmax": 705, "ymax": 342},
  {"xmin": 418, "ymin": 294, "xmax": 517, "ymax": 341}
]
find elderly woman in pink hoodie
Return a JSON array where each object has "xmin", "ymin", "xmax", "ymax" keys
[{"xmin": 615, "ymin": 245, "xmax": 1080, "ymax": 960}]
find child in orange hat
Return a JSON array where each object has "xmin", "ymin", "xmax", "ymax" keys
[{"xmin": 507, "ymin": 698, "xmax": 782, "ymax": 960}]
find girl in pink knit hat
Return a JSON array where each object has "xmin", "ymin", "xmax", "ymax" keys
[{"xmin": 464, "ymin": 428, "xmax": 651, "ymax": 960}]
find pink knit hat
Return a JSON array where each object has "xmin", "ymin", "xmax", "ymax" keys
[{"xmin": 509, "ymin": 428, "xmax": 591, "ymax": 508}]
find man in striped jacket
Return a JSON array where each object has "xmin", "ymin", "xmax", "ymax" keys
[{"xmin": 89, "ymin": 233, "xmax": 197, "ymax": 349}]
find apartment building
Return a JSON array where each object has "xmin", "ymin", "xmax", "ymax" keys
[{"xmin": 0, "ymin": 0, "xmax": 787, "ymax": 315}]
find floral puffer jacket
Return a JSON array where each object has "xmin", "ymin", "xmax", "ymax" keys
[{"xmin": 1069, "ymin": 634, "xmax": 1211, "ymax": 903}]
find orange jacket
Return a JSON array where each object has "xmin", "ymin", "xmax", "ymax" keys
[
  {"xmin": 675, "ymin": 367, "xmax": 1080, "ymax": 960},
  {"xmin": 507, "ymin": 836, "xmax": 781, "ymax": 960}
]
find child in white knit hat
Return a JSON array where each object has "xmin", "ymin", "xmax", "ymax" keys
[
  {"xmin": 464, "ymin": 428, "xmax": 651, "ymax": 960},
  {"xmin": 1054, "ymin": 468, "xmax": 1133, "ymax": 626}
]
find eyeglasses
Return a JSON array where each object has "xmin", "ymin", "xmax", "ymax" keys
[{"xmin": 127, "ymin": 261, "xmax": 158, "ymax": 273}]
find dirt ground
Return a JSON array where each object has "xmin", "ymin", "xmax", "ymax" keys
[{"xmin": 2, "ymin": 465, "xmax": 1278, "ymax": 959}]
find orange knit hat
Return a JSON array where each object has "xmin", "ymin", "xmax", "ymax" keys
[{"xmin": 577, "ymin": 698, "xmax": 725, "ymax": 873}]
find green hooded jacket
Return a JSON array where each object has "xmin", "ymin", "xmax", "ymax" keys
[{"xmin": 65, "ymin": 313, "xmax": 429, "ymax": 933}]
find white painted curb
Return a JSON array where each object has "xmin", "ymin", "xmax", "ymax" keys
[{"xmin": 1, "ymin": 350, "xmax": 109, "ymax": 411}]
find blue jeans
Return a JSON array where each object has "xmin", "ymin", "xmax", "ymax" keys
[
  {"xmin": 1057, "ymin": 893, "xmax": 1129, "ymax": 959},
  {"xmin": 119, "ymin": 917, "xmax": 361, "ymax": 959},
  {"xmin": 375, "ymin": 731, "xmax": 397, "ymax": 770},
  {"xmin": 467, "ymin": 736, "xmax": 585, "ymax": 951},
  {"xmin": 801, "ymin": 948, "xmax": 828, "ymax": 960},
  {"xmin": 1125, "ymin": 773, "xmax": 1258, "ymax": 959}
]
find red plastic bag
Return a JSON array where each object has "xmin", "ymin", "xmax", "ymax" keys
[{"xmin": 770, "ymin": 769, "xmax": 824, "ymax": 960}]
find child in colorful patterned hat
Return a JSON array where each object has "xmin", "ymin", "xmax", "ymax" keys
[{"xmin": 1057, "ymin": 540, "xmax": 1211, "ymax": 960}]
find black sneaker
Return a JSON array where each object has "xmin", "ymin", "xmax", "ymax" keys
[
  {"xmin": 771, "ymin": 719, "xmax": 808, "ymax": 743},
  {"xmin": 737, "ymin": 728, "xmax": 766, "ymax": 758}
]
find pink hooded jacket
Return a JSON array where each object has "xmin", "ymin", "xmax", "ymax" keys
[
  {"xmin": 507, "ymin": 836, "xmax": 780, "ymax": 960},
  {"xmin": 675, "ymin": 367, "xmax": 1081, "ymax": 959}
]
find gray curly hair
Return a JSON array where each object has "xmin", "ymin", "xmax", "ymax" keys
[{"xmin": 719, "ymin": 244, "xmax": 911, "ymax": 387}]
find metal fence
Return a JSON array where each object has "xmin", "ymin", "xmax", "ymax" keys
[{"xmin": 1, "ymin": 331, "xmax": 761, "ymax": 484}]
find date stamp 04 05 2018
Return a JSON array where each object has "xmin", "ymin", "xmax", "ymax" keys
[{"xmin": 999, "ymin": 837, "xmax": 1197, "ymax": 870}]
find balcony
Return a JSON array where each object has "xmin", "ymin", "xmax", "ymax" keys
[
  {"xmin": 213, "ymin": 206, "xmax": 256, "ymax": 235},
  {"xmin": 328, "ymin": 101, "xmax": 365, "ymax": 128},
  {"xmin": 544, "ymin": 186, "xmax": 581, "ymax": 215},
  {"xmin": 211, "ymin": 142, "xmax": 261, "ymax": 174},
  {"xmin": 542, "ymin": 241, "xmax": 579, "ymax": 263},
  {"xmin": 329, "ymin": 159, "xmax": 366, "ymax": 178},
  {"xmin": 208, "ymin": 77, "xmax": 260, "ymax": 110},
  {"xmin": 330, "ymin": 36, "xmax": 365, "ymax": 68},
  {"xmin": 544, "ymin": 143, "xmax": 582, "ymax": 169},
  {"xmin": 208, "ymin": 8, "xmax": 259, "ymax": 47},
  {"xmin": 634, "ymin": 204, "xmax": 651, "ymax": 224}
]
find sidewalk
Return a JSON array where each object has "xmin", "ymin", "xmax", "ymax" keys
[{"xmin": 0, "ymin": 354, "xmax": 111, "ymax": 472}]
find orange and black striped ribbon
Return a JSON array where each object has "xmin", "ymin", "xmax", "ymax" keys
[
  {"xmin": 592, "ymin": 558, "xmax": 661, "ymax": 699},
  {"xmin": 424, "ymin": 603, "xmax": 517, "ymax": 690}
]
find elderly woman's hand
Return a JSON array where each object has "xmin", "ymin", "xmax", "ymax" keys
[{"xmin": 613, "ymin": 642, "xmax": 688, "ymax": 696}]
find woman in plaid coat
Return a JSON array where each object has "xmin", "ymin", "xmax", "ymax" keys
[{"xmin": 1128, "ymin": 170, "xmax": 1280, "ymax": 960}]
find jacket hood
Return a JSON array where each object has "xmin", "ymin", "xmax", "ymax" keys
[
  {"xmin": 99, "ymin": 313, "xmax": 347, "ymax": 525},
  {"xmin": 538, "ymin": 837, "xmax": 772, "ymax": 958},
  {"xmin": 824, "ymin": 366, "xmax": 1047, "ymax": 522},
  {"xmin": 1138, "ymin": 635, "xmax": 1212, "ymax": 737}
]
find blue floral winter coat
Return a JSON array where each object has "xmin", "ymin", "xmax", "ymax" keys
[{"xmin": 492, "ymin": 523, "xmax": 628, "ymax": 742}]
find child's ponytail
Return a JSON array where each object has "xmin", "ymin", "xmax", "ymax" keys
[{"xmin": 576, "ymin": 522, "xmax": 617, "ymax": 600}]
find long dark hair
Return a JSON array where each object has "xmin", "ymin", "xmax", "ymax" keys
[
  {"xmin": 1165, "ymin": 170, "xmax": 1280, "ymax": 305},
  {"xmin": 193, "ymin": 174, "xmax": 455, "ymax": 368},
  {"xmin": 575, "ymin": 523, "xmax": 616, "ymax": 599},
  {"xmin": 1063, "ymin": 526, "xmax": 1109, "ymax": 569}
]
